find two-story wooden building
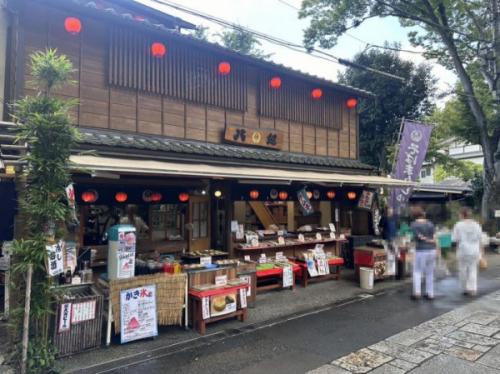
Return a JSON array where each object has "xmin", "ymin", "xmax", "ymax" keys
[{"xmin": 0, "ymin": 0, "xmax": 410, "ymax": 260}]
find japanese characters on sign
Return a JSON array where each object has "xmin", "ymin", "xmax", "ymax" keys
[
  {"xmin": 71, "ymin": 300, "xmax": 96, "ymax": 324},
  {"xmin": 58, "ymin": 303, "xmax": 72, "ymax": 333},
  {"xmin": 282, "ymin": 265, "xmax": 294, "ymax": 288},
  {"xmin": 390, "ymin": 120, "xmax": 433, "ymax": 213},
  {"xmin": 46, "ymin": 241, "xmax": 64, "ymax": 276},
  {"xmin": 297, "ymin": 188, "xmax": 314, "ymax": 216},
  {"xmin": 120, "ymin": 285, "xmax": 158, "ymax": 344},
  {"xmin": 224, "ymin": 126, "xmax": 284, "ymax": 150},
  {"xmin": 358, "ymin": 190, "xmax": 375, "ymax": 210}
]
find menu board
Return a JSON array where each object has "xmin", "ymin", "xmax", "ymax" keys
[
  {"xmin": 282, "ymin": 265, "xmax": 294, "ymax": 288},
  {"xmin": 71, "ymin": 300, "xmax": 96, "ymax": 324},
  {"xmin": 120, "ymin": 285, "xmax": 158, "ymax": 344}
]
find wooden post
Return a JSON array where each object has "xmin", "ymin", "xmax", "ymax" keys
[{"xmin": 21, "ymin": 263, "xmax": 33, "ymax": 374}]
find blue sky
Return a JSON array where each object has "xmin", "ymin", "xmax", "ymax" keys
[{"xmin": 139, "ymin": 0, "xmax": 456, "ymax": 102}]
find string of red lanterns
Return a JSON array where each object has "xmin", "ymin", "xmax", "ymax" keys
[
  {"xmin": 218, "ymin": 61, "xmax": 231, "ymax": 75},
  {"xmin": 249, "ymin": 190, "xmax": 259, "ymax": 200},
  {"xmin": 269, "ymin": 76, "xmax": 282, "ymax": 89},
  {"xmin": 326, "ymin": 190, "xmax": 336, "ymax": 200},
  {"xmin": 346, "ymin": 97, "xmax": 358, "ymax": 109},
  {"xmin": 278, "ymin": 191, "xmax": 288, "ymax": 201},
  {"xmin": 178, "ymin": 192, "xmax": 190, "ymax": 202},
  {"xmin": 61, "ymin": 19, "xmax": 359, "ymax": 104},
  {"xmin": 81, "ymin": 190, "xmax": 98, "ymax": 203},
  {"xmin": 347, "ymin": 191, "xmax": 357, "ymax": 200},
  {"xmin": 64, "ymin": 17, "xmax": 82, "ymax": 35},
  {"xmin": 115, "ymin": 192, "xmax": 128, "ymax": 203},
  {"xmin": 151, "ymin": 42, "xmax": 166, "ymax": 58}
]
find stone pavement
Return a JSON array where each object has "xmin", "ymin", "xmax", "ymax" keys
[{"xmin": 308, "ymin": 289, "xmax": 500, "ymax": 374}]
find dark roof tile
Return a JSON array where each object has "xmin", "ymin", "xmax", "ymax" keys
[{"xmin": 77, "ymin": 127, "xmax": 374, "ymax": 172}]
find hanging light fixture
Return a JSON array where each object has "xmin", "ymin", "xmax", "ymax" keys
[
  {"xmin": 249, "ymin": 190, "xmax": 259, "ymax": 200},
  {"xmin": 214, "ymin": 190, "xmax": 222, "ymax": 198},
  {"xmin": 269, "ymin": 189, "xmax": 278, "ymax": 200},
  {"xmin": 313, "ymin": 189, "xmax": 321, "ymax": 200},
  {"xmin": 278, "ymin": 191, "xmax": 288, "ymax": 201},
  {"xmin": 269, "ymin": 76, "xmax": 282, "ymax": 89},
  {"xmin": 150, "ymin": 192, "xmax": 162, "ymax": 202},
  {"xmin": 311, "ymin": 88, "xmax": 322, "ymax": 100},
  {"xmin": 151, "ymin": 42, "xmax": 166, "ymax": 58},
  {"xmin": 64, "ymin": 17, "xmax": 82, "ymax": 35},
  {"xmin": 346, "ymin": 97, "xmax": 358, "ymax": 109},
  {"xmin": 326, "ymin": 190, "xmax": 336, "ymax": 200},
  {"xmin": 81, "ymin": 190, "xmax": 98, "ymax": 203},
  {"xmin": 218, "ymin": 61, "xmax": 231, "ymax": 75},
  {"xmin": 306, "ymin": 191, "xmax": 313, "ymax": 199},
  {"xmin": 178, "ymin": 192, "xmax": 190, "ymax": 202},
  {"xmin": 115, "ymin": 192, "xmax": 128, "ymax": 203},
  {"xmin": 347, "ymin": 191, "xmax": 357, "ymax": 200}
]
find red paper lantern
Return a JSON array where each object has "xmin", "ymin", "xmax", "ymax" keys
[
  {"xmin": 178, "ymin": 192, "xmax": 189, "ymax": 202},
  {"xmin": 326, "ymin": 190, "xmax": 336, "ymax": 200},
  {"xmin": 151, "ymin": 192, "xmax": 162, "ymax": 202},
  {"xmin": 151, "ymin": 42, "xmax": 166, "ymax": 58},
  {"xmin": 346, "ymin": 97, "xmax": 358, "ymax": 109},
  {"xmin": 347, "ymin": 191, "xmax": 357, "ymax": 200},
  {"xmin": 278, "ymin": 191, "xmax": 288, "ymax": 201},
  {"xmin": 269, "ymin": 76, "xmax": 282, "ymax": 89},
  {"xmin": 115, "ymin": 192, "xmax": 128, "ymax": 203},
  {"xmin": 81, "ymin": 190, "xmax": 98, "ymax": 203},
  {"xmin": 218, "ymin": 61, "xmax": 231, "ymax": 75},
  {"xmin": 64, "ymin": 17, "xmax": 82, "ymax": 35},
  {"xmin": 306, "ymin": 191, "xmax": 313, "ymax": 199},
  {"xmin": 311, "ymin": 88, "xmax": 322, "ymax": 100},
  {"xmin": 249, "ymin": 190, "xmax": 259, "ymax": 200}
]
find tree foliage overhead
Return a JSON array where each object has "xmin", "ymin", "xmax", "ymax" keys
[
  {"xmin": 338, "ymin": 46, "xmax": 435, "ymax": 173},
  {"xmin": 299, "ymin": 0, "xmax": 500, "ymax": 223},
  {"xmin": 218, "ymin": 28, "xmax": 272, "ymax": 59}
]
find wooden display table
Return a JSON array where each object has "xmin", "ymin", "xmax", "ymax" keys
[
  {"xmin": 189, "ymin": 284, "xmax": 248, "ymax": 335},
  {"xmin": 236, "ymin": 238, "xmax": 348, "ymax": 260},
  {"xmin": 293, "ymin": 257, "xmax": 344, "ymax": 288},
  {"xmin": 256, "ymin": 264, "xmax": 301, "ymax": 293}
]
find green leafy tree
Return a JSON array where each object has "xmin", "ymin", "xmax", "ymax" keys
[
  {"xmin": 299, "ymin": 0, "xmax": 500, "ymax": 223},
  {"xmin": 192, "ymin": 25, "xmax": 210, "ymax": 41},
  {"xmin": 218, "ymin": 28, "xmax": 272, "ymax": 59},
  {"xmin": 10, "ymin": 49, "xmax": 79, "ymax": 373},
  {"xmin": 434, "ymin": 161, "xmax": 483, "ymax": 182},
  {"xmin": 338, "ymin": 46, "xmax": 435, "ymax": 173}
]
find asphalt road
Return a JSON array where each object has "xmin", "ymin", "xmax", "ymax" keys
[{"xmin": 86, "ymin": 269, "xmax": 500, "ymax": 374}]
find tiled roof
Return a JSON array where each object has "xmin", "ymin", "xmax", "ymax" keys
[
  {"xmin": 77, "ymin": 127, "xmax": 375, "ymax": 172},
  {"xmin": 49, "ymin": 0, "xmax": 373, "ymax": 98}
]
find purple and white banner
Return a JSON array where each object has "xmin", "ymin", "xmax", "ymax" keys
[{"xmin": 390, "ymin": 120, "xmax": 433, "ymax": 213}]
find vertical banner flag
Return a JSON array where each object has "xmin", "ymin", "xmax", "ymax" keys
[
  {"xmin": 297, "ymin": 188, "xmax": 314, "ymax": 216},
  {"xmin": 390, "ymin": 120, "xmax": 433, "ymax": 213}
]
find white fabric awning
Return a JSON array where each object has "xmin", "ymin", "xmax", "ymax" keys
[{"xmin": 70, "ymin": 155, "xmax": 415, "ymax": 187}]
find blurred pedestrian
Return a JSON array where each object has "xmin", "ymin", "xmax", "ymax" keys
[
  {"xmin": 410, "ymin": 206, "xmax": 438, "ymax": 300},
  {"xmin": 452, "ymin": 206, "xmax": 483, "ymax": 296}
]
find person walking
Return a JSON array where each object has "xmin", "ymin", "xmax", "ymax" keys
[
  {"xmin": 410, "ymin": 206, "xmax": 438, "ymax": 300},
  {"xmin": 452, "ymin": 206, "xmax": 483, "ymax": 296}
]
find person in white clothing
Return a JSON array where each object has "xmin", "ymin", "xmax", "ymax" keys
[{"xmin": 452, "ymin": 207, "xmax": 483, "ymax": 296}]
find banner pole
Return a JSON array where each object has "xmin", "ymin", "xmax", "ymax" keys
[{"xmin": 391, "ymin": 117, "xmax": 406, "ymax": 175}]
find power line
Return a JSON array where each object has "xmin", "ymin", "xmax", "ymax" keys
[
  {"xmin": 145, "ymin": 0, "xmax": 406, "ymax": 82},
  {"xmin": 274, "ymin": 0, "xmax": 423, "ymax": 55}
]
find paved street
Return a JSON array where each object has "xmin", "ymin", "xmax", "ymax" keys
[{"xmin": 71, "ymin": 261, "xmax": 500, "ymax": 374}]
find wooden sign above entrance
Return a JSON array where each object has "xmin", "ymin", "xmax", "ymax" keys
[{"xmin": 224, "ymin": 126, "xmax": 284, "ymax": 150}]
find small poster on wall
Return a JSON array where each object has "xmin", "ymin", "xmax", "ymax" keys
[
  {"xmin": 282, "ymin": 265, "xmax": 294, "ymax": 288},
  {"xmin": 297, "ymin": 188, "xmax": 314, "ymax": 216},
  {"xmin": 120, "ymin": 285, "xmax": 158, "ymax": 344},
  {"xmin": 358, "ymin": 190, "xmax": 375, "ymax": 210},
  {"xmin": 46, "ymin": 241, "xmax": 64, "ymax": 277}
]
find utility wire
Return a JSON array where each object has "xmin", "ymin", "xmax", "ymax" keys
[
  {"xmin": 145, "ymin": 0, "xmax": 406, "ymax": 82},
  {"xmin": 275, "ymin": 0, "xmax": 422, "ymax": 55}
]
